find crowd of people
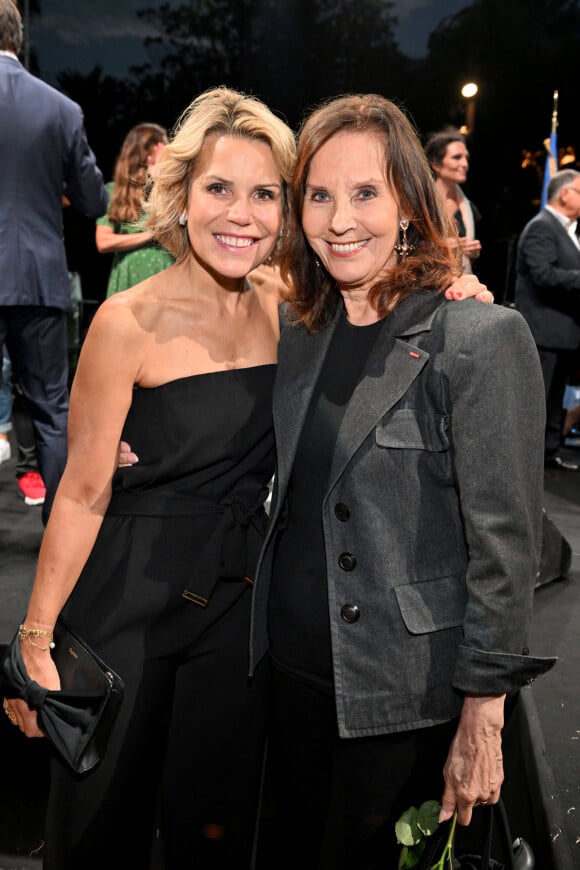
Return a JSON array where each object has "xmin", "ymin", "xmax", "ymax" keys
[{"xmin": 0, "ymin": 0, "xmax": 573, "ymax": 868}]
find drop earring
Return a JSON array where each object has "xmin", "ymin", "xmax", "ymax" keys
[
  {"xmin": 178, "ymin": 211, "xmax": 187, "ymax": 226},
  {"xmin": 394, "ymin": 219, "xmax": 415, "ymax": 258}
]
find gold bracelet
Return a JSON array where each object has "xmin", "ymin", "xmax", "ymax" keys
[{"xmin": 18, "ymin": 624, "xmax": 55, "ymax": 651}]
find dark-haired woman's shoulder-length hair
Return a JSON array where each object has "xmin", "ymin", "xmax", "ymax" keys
[{"xmin": 279, "ymin": 94, "xmax": 460, "ymax": 332}]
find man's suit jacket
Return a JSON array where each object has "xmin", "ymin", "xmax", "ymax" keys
[
  {"xmin": 514, "ymin": 208, "xmax": 580, "ymax": 350},
  {"xmin": 250, "ymin": 293, "xmax": 555, "ymax": 738},
  {"xmin": 0, "ymin": 56, "xmax": 108, "ymax": 311}
]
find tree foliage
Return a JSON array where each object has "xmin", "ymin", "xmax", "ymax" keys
[
  {"xmin": 129, "ymin": 0, "xmax": 406, "ymax": 128},
  {"xmin": 49, "ymin": 0, "xmax": 580, "ymax": 300}
]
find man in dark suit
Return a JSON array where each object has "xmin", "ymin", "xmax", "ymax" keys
[
  {"xmin": 515, "ymin": 168, "xmax": 580, "ymax": 470},
  {"xmin": 0, "ymin": 0, "xmax": 108, "ymax": 522}
]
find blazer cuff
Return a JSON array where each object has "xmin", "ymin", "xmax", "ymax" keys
[{"xmin": 453, "ymin": 645, "xmax": 557, "ymax": 695}]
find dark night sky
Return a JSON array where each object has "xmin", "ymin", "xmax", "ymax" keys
[{"xmin": 31, "ymin": 0, "xmax": 474, "ymax": 85}]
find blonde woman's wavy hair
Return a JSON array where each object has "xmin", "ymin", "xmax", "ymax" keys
[{"xmin": 145, "ymin": 87, "xmax": 297, "ymax": 264}]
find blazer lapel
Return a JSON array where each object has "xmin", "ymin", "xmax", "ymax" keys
[
  {"xmin": 271, "ymin": 292, "xmax": 443, "ymax": 512},
  {"xmin": 327, "ymin": 292, "xmax": 441, "ymax": 489},
  {"xmin": 272, "ymin": 307, "xmax": 341, "ymax": 501}
]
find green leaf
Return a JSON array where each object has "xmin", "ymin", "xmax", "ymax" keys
[
  {"xmin": 416, "ymin": 800, "xmax": 442, "ymax": 837},
  {"xmin": 398, "ymin": 845, "xmax": 409, "ymax": 870},
  {"xmin": 395, "ymin": 806, "xmax": 422, "ymax": 846},
  {"xmin": 406, "ymin": 841, "xmax": 427, "ymax": 868}
]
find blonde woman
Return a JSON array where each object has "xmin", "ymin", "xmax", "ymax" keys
[{"xmin": 6, "ymin": 88, "xmax": 295, "ymax": 870}]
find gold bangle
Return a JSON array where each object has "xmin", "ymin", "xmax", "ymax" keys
[{"xmin": 18, "ymin": 624, "xmax": 55, "ymax": 651}]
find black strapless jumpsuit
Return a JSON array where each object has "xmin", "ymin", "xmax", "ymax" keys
[{"xmin": 44, "ymin": 365, "xmax": 276, "ymax": 870}]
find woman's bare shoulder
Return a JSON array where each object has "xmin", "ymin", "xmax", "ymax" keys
[{"xmin": 96, "ymin": 271, "xmax": 175, "ymax": 334}]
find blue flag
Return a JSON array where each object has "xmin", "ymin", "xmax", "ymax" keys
[
  {"xmin": 540, "ymin": 131, "xmax": 558, "ymax": 209},
  {"xmin": 540, "ymin": 91, "xmax": 559, "ymax": 210}
]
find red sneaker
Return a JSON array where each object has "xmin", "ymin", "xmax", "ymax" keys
[{"xmin": 17, "ymin": 471, "xmax": 46, "ymax": 506}]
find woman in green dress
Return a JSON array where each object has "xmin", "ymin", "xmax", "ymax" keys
[{"xmin": 96, "ymin": 123, "xmax": 175, "ymax": 296}]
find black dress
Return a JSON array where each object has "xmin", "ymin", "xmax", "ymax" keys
[{"xmin": 45, "ymin": 365, "xmax": 276, "ymax": 870}]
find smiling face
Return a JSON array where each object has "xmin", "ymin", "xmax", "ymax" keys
[
  {"xmin": 435, "ymin": 140, "xmax": 469, "ymax": 186},
  {"xmin": 185, "ymin": 133, "xmax": 284, "ymax": 281},
  {"xmin": 301, "ymin": 130, "xmax": 399, "ymax": 295}
]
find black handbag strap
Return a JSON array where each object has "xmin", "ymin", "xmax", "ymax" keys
[{"xmin": 479, "ymin": 798, "xmax": 515, "ymax": 870}]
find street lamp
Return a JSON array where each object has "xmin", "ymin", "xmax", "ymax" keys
[{"xmin": 460, "ymin": 82, "xmax": 478, "ymax": 135}]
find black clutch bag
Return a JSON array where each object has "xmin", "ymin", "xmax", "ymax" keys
[{"xmin": 1, "ymin": 616, "xmax": 124, "ymax": 774}]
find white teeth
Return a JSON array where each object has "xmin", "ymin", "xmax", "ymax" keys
[
  {"xmin": 330, "ymin": 241, "xmax": 366, "ymax": 252},
  {"xmin": 216, "ymin": 235, "xmax": 255, "ymax": 248}
]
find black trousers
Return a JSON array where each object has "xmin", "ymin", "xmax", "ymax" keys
[
  {"xmin": 262, "ymin": 666, "xmax": 457, "ymax": 870},
  {"xmin": 538, "ymin": 346, "xmax": 576, "ymax": 459},
  {"xmin": 44, "ymin": 581, "xmax": 269, "ymax": 870},
  {"xmin": 12, "ymin": 384, "xmax": 40, "ymax": 475},
  {"xmin": 0, "ymin": 305, "xmax": 69, "ymax": 523}
]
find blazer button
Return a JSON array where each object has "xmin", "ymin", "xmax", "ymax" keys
[
  {"xmin": 522, "ymin": 647, "xmax": 530, "ymax": 656},
  {"xmin": 334, "ymin": 502, "xmax": 350, "ymax": 522},
  {"xmin": 341, "ymin": 604, "xmax": 360, "ymax": 623},
  {"xmin": 338, "ymin": 552, "xmax": 356, "ymax": 571}
]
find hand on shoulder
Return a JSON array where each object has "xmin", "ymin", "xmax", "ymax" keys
[{"xmin": 248, "ymin": 264, "xmax": 293, "ymax": 302}]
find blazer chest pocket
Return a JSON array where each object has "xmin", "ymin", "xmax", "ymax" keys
[{"xmin": 376, "ymin": 409, "xmax": 449, "ymax": 452}]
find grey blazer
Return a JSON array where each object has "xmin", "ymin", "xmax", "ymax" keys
[
  {"xmin": 0, "ymin": 56, "xmax": 108, "ymax": 311},
  {"xmin": 514, "ymin": 208, "xmax": 580, "ymax": 350},
  {"xmin": 250, "ymin": 292, "xmax": 556, "ymax": 738}
]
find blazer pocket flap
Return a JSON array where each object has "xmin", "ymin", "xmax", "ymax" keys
[
  {"xmin": 395, "ymin": 573, "xmax": 467, "ymax": 634},
  {"xmin": 376, "ymin": 409, "xmax": 449, "ymax": 451}
]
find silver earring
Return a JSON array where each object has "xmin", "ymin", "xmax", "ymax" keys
[
  {"xmin": 394, "ymin": 219, "xmax": 415, "ymax": 258},
  {"xmin": 178, "ymin": 211, "xmax": 187, "ymax": 226}
]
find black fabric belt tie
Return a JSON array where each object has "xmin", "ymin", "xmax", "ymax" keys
[{"xmin": 107, "ymin": 488, "xmax": 269, "ymax": 607}]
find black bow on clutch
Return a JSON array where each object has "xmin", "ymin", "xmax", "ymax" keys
[{"xmin": 1, "ymin": 617, "xmax": 124, "ymax": 774}]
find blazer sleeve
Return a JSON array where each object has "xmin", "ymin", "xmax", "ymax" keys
[
  {"xmin": 444, "ymin": 304, "xmax": 556, "ymax": 694},
  {"xmin": 62, "ymin": 104, "xmax": 109, "ymax": 219}
]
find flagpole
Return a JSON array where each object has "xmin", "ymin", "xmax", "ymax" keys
[
  {"xmin": 540, "ymin": 90, "xmax": 559, "ymax": 210},
  {"xmin": 551, "ymin": 90, "xmax": 559, "ymax": 135}
]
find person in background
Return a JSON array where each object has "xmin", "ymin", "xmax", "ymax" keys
[
  {"xmin": 425, "ymin": 127, "xmax": 482, "ymax": 274},
  {"xmin": 0, "ymin": 0, "xmax": 108, "ymax": 524},
  {"xmin": 0, "ymin": 347, "xmax": 47, "ymax": 505},
  {"xmin": 514, "ymin": 168, "xmax": 580, "ymax": 471},
  {"xmin": 249, "ymin": 93, "xmax": 554, "ymax": 870},
  {"xmin": 3, "ymin": 85, "xmax": 491, "ymax": 870},
  {"xmin": 96, "ymin": 123, "xmax": 174, "ymax": 296}
]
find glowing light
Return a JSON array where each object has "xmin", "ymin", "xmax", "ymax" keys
[{"xmin": 461, "ymin": 83, "xmax": 478, "ymax": 99}]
